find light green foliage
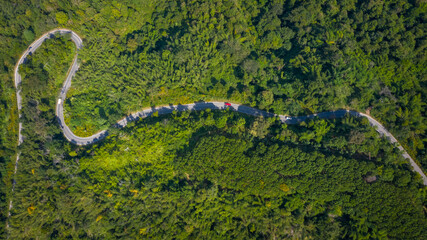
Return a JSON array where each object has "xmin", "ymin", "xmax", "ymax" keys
[
  {"xmin": 8, "ymin": 92, "xmax": 427, "ymax": 238},
  {"xmin": 55, "ymin": 12, "xmax": 68, "ymax": 25},
  {"xmin": 249, "ymin": 117, "xmax": 273, "ymax": 138},
  {"xmin": 39, "ymin": 0, "xmax": 424, "ymax": 173},
  {"xmin": 23, "ymin": 29, "xmax": 35, "ymax": 42},
  {"xmin": 1, "ymin": 0, "xmax": 426, "ymax": 239}
]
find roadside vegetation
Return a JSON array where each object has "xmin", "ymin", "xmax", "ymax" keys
[
  {"xmin": 0, "ymin": 0, "xmax": 426, "ymax": 238},
  {"xmin": 5, "ymin": 37, "xmax": 427, "ymax": 238},
  {"xmin": 7, "ymin": 88, "xmax": 427, "ymax": 238},
  {"xmin": 66, "ymin": 0, "xmax": 426, "ymax": 172},
  {"xmin": 2, "ymin": 0, "xmax": 425, "ymax": 165}
]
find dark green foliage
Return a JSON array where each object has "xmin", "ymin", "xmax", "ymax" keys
[
  {"xmin": 8, "ymin": 86, "xmax": 427, "ymax": 238},
  {"xmin": 5, "ymin": 36, "xmax": 75, "ymax": 238},
  {"xmin": 0, "ymin": 72, "xmax": 15, "ymax": 238},
  {"xmin": 64, "ymin": 0, "xmax": 427, "ymax": 169}
]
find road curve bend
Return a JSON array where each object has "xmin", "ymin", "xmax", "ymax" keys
[{"xmin": 14, "ymin": 29, "xmax": 427, "ymax": 188}]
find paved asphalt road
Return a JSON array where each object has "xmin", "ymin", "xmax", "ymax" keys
[{"xmin": 14, "ymin": 29, "xmax": 427, "ymax": 187}]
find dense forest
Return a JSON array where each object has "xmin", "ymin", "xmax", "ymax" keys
[
  {"xmin": 6, "ymin": 76, "xmax": 427, "ymax": 238},
  {"xmin": 0, "ymin": 0, "xmax": 426, "ymax": 238},
  {"xmin": 68, "ymin": 0, "xmax": 426, "ymax": 171},
  {"xmin": 2, "ymin": 35, "xmax": 426, "ymax": 238}
]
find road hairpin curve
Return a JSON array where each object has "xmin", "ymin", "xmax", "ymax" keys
[{"xmin": 13, "ymin": 30, "xmax": 427, "ymax": 198}]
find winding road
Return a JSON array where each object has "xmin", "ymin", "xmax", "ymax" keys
[{"xmin": 13, "ymin": 29, "xmax": 427, "ymax": 194}]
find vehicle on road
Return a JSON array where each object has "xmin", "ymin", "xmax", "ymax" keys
[{"xmin": 12, "ymin": 28, "xmax": 426, "ymax": 185}]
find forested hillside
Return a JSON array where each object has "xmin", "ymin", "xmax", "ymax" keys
[
  {"xmin": 0, "ymin": 0, "xmax": 426, "ymax": 239},
  {"xmin": 4, "ymin": 35, "xmax": 76, "ymax": 236},
  {"xmin": 3, "ymin": 36, "xmax": 427, "ymax": 238},
  {"xmin": 68, "ymin": 0, "xmax": 426, "ymax": 171},
  {"xmin": 7, "ymin": 96, "xmax": 427, "ymax": 238},
  {"xmin": 1, "ymin": 0, "xmax": 425, "ymax": 166}
]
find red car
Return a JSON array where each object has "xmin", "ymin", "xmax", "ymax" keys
[{"xmin": 225, "ymin": 103, "xmax": 231, "ymax": 106}]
